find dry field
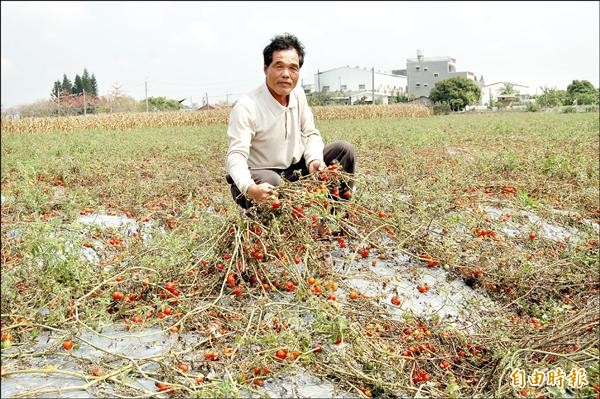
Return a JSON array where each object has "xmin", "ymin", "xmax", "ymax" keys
[
  {"xmin": 0, "ymin": 109, "xmax": 598, "ymax": 398},
  {"xmin": 0, "ymin": 104, "xmax": 431, "ymax": 134}
]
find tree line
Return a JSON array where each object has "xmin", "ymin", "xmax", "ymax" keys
[
  {"xmin": 45, "ymin": 68, "xmax": 102, "ymax": 116},
  {"xmin": 1, "ymin": 74, "xmax": 597, "ymax": 119},
  {"xmin": 306, "ymin": 77, "xmax": 598, "ymax": 112},
  {"xmin": 51, "ymin": 68, "xmax": 98, "ymax": 98},
  {"xmin": 534, "ymin": 80, "xmax": 599, "ymax": 108}
]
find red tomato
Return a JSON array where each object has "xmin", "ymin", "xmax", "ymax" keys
[{"xmin": 112, "ymin": 292, "xmax": 124, "ymax": 301}]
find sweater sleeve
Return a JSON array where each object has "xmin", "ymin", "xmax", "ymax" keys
[
  {"xmin": 298, "ymin": 90, "xmax": 324, "ymax": 168},
  {"xmin": 226, "ymin": 102, "xmax": 256, "ymax": 195}
]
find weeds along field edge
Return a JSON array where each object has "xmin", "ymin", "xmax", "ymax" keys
[{"xmin": 0, "ymin": 112, "xmax": 599, "ymax": 398}]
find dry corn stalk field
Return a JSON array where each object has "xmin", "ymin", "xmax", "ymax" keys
[
  {"xmin": 0, "ymin": 104, "xmax": 431, "ymax": 134},
  {"xmin": 0, "ymin": 108, "xmax": 599, "ymax": 399}
]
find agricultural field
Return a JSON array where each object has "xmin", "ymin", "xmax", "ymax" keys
[{"xmin": 0, "ymin": 110, "xmax": 599, "ymax": 398}]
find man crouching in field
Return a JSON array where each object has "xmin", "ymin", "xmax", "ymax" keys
[{"xmin": 225, "ymin": 33, "xmax": 355, "ymax": 210}]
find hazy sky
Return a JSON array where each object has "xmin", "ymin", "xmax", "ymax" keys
[{"xmin": 1, "ymin": 1, "xmax": 599, "ymax": 108}]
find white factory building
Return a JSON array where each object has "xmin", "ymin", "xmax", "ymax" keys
[{"xmin": 303, "ymin": 65, "xmax": 407, "ymax": 105}]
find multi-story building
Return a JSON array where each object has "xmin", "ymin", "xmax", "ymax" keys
[
  {"xmin": 305, "ymin": 66, "xmax": 407, "ymax": 104},
  {"xmin": 306, "ymin": 51, "xmax": 487, "ymax": 105},
  {"xmin": 404, "ymin": 49, "xmax": 483, "ymax": 100}
]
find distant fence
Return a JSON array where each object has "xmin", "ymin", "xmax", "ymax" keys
[{"xmin": 0, "ymin": 104, "xmax": 432, "ymax": 134}]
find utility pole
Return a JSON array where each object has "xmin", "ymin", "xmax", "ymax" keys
[
  {"xmin": 190, "ymin": 96, "xmax": 193, "ymax": 109},
  {"xmin": 57, "ymin": 91, "xmax": 60, "ymax": 117},
  {"xmin": 371, "ymin": 67, "xmax": 375, "ymax": 105},
  {"xmin": 145, "ymin": 80, "xmax": 148, "ymax": 112},
  {"xmin": 317, "ymin": 69, "xmax": 320, "ymax": 92},
  {"xmin": 205, "ymin": 92, "xmax": 208, "ymax": 106},
  {"xmin": 83, "ymin": 89, "xmax": 86, "ymax": 116}
]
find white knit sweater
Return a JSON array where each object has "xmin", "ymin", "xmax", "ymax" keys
[{"xmin": 226, "ymin": 81, "xmax": 324, "ymax": 195}]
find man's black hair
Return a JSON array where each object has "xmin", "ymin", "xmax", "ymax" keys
[{"xmin": 263, "ymin": 33, "xmax": 305, "ymax": 68}]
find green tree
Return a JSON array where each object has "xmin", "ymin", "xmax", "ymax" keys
[
  {"xmin": 82, "ymin": 68, "xmax": 92, "ymax": 94},
  {"xmin": 354, "ymin": 96, "xmax": 368, "ymax": 105},
  {"xmin": 51, "ymin": 80, "xmax": 62, "ymax": 99},
  {"xmin": 90, "ymin": 74, "xmax": 98, "ymax": 96},
  {"xmin": 50, "ymin": 69, "xmax": 98, "ymax": 99},
  {"xmin": 388, "ymin": 90, "xmax": 408, "ymax": 104},
  {"xmin": 73, "ymin": 74, "xmax": 84, "ymax": 95},
  {"xmin": 306, "ymin": 91, "xmax": 336, "ymax": 106},
  {"xmin": 61, "ymin": 74, "xmax": 73, "ymax": 94},
  {"xmin": 496, "ymin": 83, "xmax": 521, "ymax": 108},
  {"xmin": 429, "ymin": 77, "xmax": 482, "ymax": 111},
  {"xmin": 566, "ymin": 80, "xmax": 598, "ymax": 105},
  {"xmin": 143, "ymin": 96, "xmax": 183, "ymax": 111},
  {"xmin": 498, "ymin": 83, "xmax": 518, "ymax": 96},
  {"xmin": 536, "ymin": 87, "xmax": 569, "ymax": 107}
]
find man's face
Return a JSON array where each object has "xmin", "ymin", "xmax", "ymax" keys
[{"xmin": 264, "ymin": 49, "xmax": 300, "ymax": 100}]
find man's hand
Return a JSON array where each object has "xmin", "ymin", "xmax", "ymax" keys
[
  {"xmin": 246, "ymin": 183, "xmax": 276, "ymax": 203},
  {"xmin": 308, "ymin": 160, "xmax": 326, "ymax": 174}
]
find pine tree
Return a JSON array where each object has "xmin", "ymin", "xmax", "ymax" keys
[
  {"xmin": 90, "ymin": 74, "xmax": 98, "ymax": 96},
  {"xmin": 61, "ymin": 74, "xmax": 73, "ymax": 94},
  {"xmin": 82, "ymin": 68, "xmax": 92, "ymax": 94},
  {"xmin": 51, "ymin": 80, "xmax": 62, "ymax": 99},
  {"xmin": 51, "ymin": 69, "xmax": 98, "ymax": 98},
  {"xmin": 73, "ymin": 74, "xmax": 84, "ymax": 95}
]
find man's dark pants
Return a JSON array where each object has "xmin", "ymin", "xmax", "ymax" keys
[{"xmin": 227, "ymin": 140, "xmax": 356, "ymax": 209}]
